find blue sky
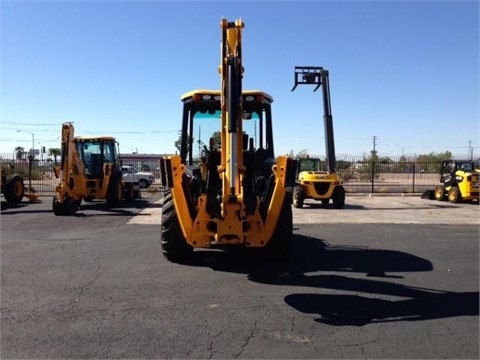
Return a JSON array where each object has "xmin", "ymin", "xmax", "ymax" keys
[{"xmin": 1, "ymin": 0, "xmax": 479, "ymax": 159}]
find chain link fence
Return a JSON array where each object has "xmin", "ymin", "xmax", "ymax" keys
[{"xmin": 1, "ymin": 152, "xmax": 478, "ymax": 196}]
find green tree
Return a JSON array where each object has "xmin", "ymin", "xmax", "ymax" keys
[
  {"xmin": 14, "ymin": 146, "xmax": 25, "ymax": 160},
  {"xmin": 174, "ymin": 131, "xmax": 193, "ymax": 156},
  {"xmin": 210, "ymin": 131, "xmax": 221, "ymax": 149},
  {"xmin": 416, "ymin": 151, "xmax": 452, "ymax": 174},
  {"xmin": 48, "ymin": 148, "xmax": 61, "ymax": 164},
  {"xmin": 358, "ymin": 149, "xmax": 382, "ymax": 181}
]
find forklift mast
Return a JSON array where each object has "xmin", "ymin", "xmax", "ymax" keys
[{"xmin": 291, "ymin": 66, "xmax": 336, "ymax": 174}]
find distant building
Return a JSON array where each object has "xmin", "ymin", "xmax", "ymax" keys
[{"xmin": 119, "ymin": 153, "xmax": 174, "ymax": 171}]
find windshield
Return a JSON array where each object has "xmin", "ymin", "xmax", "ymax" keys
[
  {"xmin": 75, "ymin": 139, "xmax": 118, "ymax": 169},
  {"xmin": 299, "ymin": 159, "xmax": 320, "ymax": 172},
  {"xmin": 192, "ymin": 110, "xmax": 260, "ymax": 159}
]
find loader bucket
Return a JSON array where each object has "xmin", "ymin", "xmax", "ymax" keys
[{"xmin": 25, "ymin": 193, "xmax": 41, "ymax": 203}]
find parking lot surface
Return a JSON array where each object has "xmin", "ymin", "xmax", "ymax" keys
[{"xmin": 1, "ymin": 194, "xmax": 478, "ymax": 359}]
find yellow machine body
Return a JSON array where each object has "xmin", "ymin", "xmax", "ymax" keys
[
  {"xmin": 293, "ymin": 158, "xmax": 345, "ymax": 208},
  {"xmin": 159, "ymin": 19, "xmax": 297, "ymax": 262},
  {"xmin": 434, "ymin": 160, "xmax": 479, "ymax": 203},
  {"xmin": 52, "ymin": 122, "xmax": 136, "ymax": 215}
]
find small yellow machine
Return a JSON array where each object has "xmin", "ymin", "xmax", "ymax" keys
[
  {"xmin": 293, "ymin": 156, "xmax": 345, "ymax": 209},
  {"xmin": 159, "ymin": 18, "xmax": 297, "ymax": 262},
  {"xmin": 52, "ymin": 122, "xmax": 140, "ymax": 215},
  {"xmin": 434, "ymin": 160, "xmax": 479, "ymax": 203},
  {"xmin": 291, "ymin": 66, "xmax": 345, "ymax": 209}
]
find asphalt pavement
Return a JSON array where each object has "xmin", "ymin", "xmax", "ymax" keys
[{"xmin": 1, "ymin": 194, "xmax": 478, "ymax": 359}]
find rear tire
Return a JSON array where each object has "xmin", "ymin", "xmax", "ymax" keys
[
  {"xmin": 4, "ymin": 175, "xmax": 25, "ymax": 205},
  {"xmin": 293, "ymin": 185, "xmax": 304, "ymax": 208},
  {"xmin": 161, "ymin": 189, "xmax": 193, "ymax": 262},
  {"xmin": 448, "ymin": 187, "xmax": 462, "ymax": 203},
  {"xmin": 265, "ymin": 193, "xmax": 293, "ymax": 262}
]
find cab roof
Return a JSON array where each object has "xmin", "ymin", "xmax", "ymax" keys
[
  {"xmin": 181, "ymin": 89, "xmax": 273, "ymax": 103},
  {"xmin": 74, "ymin": 136, "xmax": 117, "ymax": 142}
]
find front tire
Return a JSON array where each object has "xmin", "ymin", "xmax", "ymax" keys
[
  {"xmin": 332, "ymin": 186, "xmax": 345, "ymax": 209},
  {"xmin": 124, "ymin": 183, "xmax": 135, "ymax": 201},
  {"xmin": 106, "ymin": 177, "xmax": 123, "ymax": 205},
  {"xmin": 52, "ymin": 195, "xmax": 78, "ymax": 216},
  {"xmin": 434, "ymin": 186, "xmax": 445, "ymax": 201}
]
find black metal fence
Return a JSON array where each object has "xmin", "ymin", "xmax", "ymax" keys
[{"xmin": 1, "ymin": 153, "xmax": 478, "ymax": 196}]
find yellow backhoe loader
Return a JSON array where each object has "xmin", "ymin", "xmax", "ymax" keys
[
  {"xmin": 158, "ymin": 18, "xmax": 297, "ymax": 262},
  {"xmin": 52, "ymin": 122, "xmax": 140, "ymax": 215}
]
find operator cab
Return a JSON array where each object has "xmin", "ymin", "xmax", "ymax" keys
[
  {"xmin": 74, "ymin": 136, "xmax": 120, "ymax": 178},
  {"xmin": 179, "ymin": 89, "xmax": 275, "ymax": 166}
]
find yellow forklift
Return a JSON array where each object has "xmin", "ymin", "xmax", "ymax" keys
[{"xmin": 291, "ymin": 66, "xmax": 345, "ymax": 209}]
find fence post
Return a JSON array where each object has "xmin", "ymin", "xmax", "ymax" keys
[
  {"xmin": 27, "ymin": 154, "xmax": 33, "ymax": 192},
  {"xmin": 371, "ymin": 158, "xmax": 375, "ymax": 194},
  {"xmin": 412, "ymin": 154, "xmax": 416, "ymax": 193}
]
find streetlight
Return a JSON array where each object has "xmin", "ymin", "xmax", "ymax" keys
[
  {"xmin": 16, "ymin": 129, "xmax": 35, "ymax": 159},
  {"xmin": 17, "ymin": 129, "xmax": 35, "ymax": 191}
]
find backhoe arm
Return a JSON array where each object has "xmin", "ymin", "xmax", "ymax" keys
[
  {"xmin": 219, "ymin": 18, "xmax": 244, "ymax": 203},
  {"xmin": 55, "ymin": 122, "xmax": 85, "ymax": 202}
]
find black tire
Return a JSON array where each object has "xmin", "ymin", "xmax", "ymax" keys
[
  {"xmin": 139, "ymin": 179, "xmax": 148, "ymax": 188},
  {"xmin": 4, "ymin": 175, "xmax": 25, "ymax": 205},
  {"xmin": 124, "ymin": 183, "xmax": 135, "ymax": 201},
  {"xmin": 448, "ymin": 187, "xmax": 462, "ymax": 203},
  {"xmin": 434, "ymin": 186, "xmax": 445, "ymax": 201},
  {"xmin": 106, "ymin": 177, "xmax": 123, "ymax": 205},
  {"xmin": 332, "ymin": 185, "xmax": 345, "ymax": 209},
  {"xmin": 52, "ymin": 195, "xmax": 78, "ymax": 216},
  {"xmin": 265, "ymin": 193, "xmax": 293, "ymax": 262},
  {"xmin": 161, "ymin": 189, "xmax": 193, "ymax": 262},
  {"xmin": 134, "ymin": 188, "xmax": 141, "ymax": 199},
  {"xmin": 293, "ymin": 185, "xmax": 304, "ymax": 209}
]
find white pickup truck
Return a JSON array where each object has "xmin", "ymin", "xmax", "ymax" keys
[{"xmin": 121, "ymin": 166, "xmax": 155, "ymax": 188}]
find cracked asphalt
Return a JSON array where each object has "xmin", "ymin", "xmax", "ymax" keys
[{"xmin": 1, "ymin": 195, "xmax": 478, "ymax": 359}]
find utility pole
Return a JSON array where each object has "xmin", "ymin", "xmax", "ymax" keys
[
  {"xmin": 371, "ymin": 136, "xmax": 377, "ymax": 194},
  {"xmin": 468, "ymin": 140, "xmax": 473, "ymax": 160}
]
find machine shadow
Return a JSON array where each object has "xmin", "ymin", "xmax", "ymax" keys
[
  {"xmin": 185, "ymin": 233, "xmax": 434, "ymax": 278},
  {"xmin": 284, "ymin": 290, "xmax": 479, "ymax": 326},
  {"xmin": 73, "ymin": 198, "xmax": 158, "ymax": 216},
  {"xmin": 183, "ymin": 234, "xmax": 478, "ymax": 325}
]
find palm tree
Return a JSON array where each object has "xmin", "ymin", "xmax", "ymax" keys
[
  {"xmin": 48, "ymin": 148, "xmax": 61, "ymax": 164},
  {"xmin": 14, "ymin": 146, "xmax": 25, "ymax": 160}
]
